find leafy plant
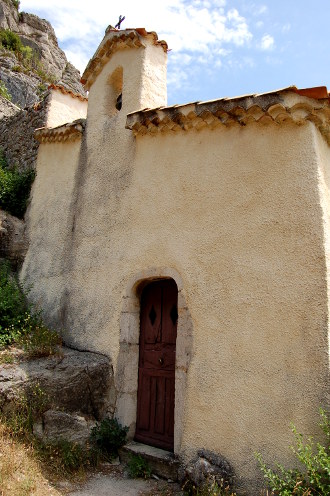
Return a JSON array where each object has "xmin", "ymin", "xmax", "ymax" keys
[
  {"xmin": 0, "ymin": 260, "xmax": 61, "ymax": 356},
  {"xmin": 256, "ymin": 409, "xmax": 330, "ymax": 495},
  {"xmin": 0, "ymin": 79, "xmax": 12, "ymax": 101},
  {"xmin": 0, "ymin": 29, "xmax": 22, "ymax": 52},
  {"xmin": 37, "ymin": 82, "xmax": 47, "ymax": 96},
  {"xmin": 0, "ymin": 27, "xmax": 57, "ymax": 83},
  {"xmin": 127, "ymin": 453, "xmax": 152, "ymax": 479},
  {"xmin": 90, "ymin": 417, "xmax": 128, "ymax": 458},
  {"xmin": 11, "ymin": 0, "xmax": 20, "ymax": 11},
  {"xmin": 0, "ymin": 149, "xmax": 35, "ymax": 218},
  {"xmin": 0, "ymin": 260, "xmax": 29, "ymax": 346}
]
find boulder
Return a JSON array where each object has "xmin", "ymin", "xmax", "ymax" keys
[
  {"xmin": 0, "ymin": 347, "xmax": 116, "ymax": 420},
  {"xmin": 181, "ymin": 449, "xmax": 233, "ymax": 490},
  {"xmin": 34, "ymin": 409, "xmax": 97, "ymax": 446}
]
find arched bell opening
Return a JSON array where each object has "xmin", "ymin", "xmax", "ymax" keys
[{"xmin": 106, "ymin": 66, "xmax": 123, "ymax": 116}]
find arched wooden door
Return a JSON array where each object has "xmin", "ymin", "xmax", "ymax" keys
[{"xmin": 135, "ymin": 279, "xmax": 178, "ymax": 451}]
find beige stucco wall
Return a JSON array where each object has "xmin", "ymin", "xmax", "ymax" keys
[
  {"xmin": 46, "ymin": 90, "xmax": 87, "ymax": 128},
  {"xmin": 21, "ymin": 36, "xmax": 329, "ymax": 494},
  {"xmin": 316, "ymin": 127, "xmax": 330, "ymax": 364},
  {"xmin": 53, "ymin": 120, "xmax": 328, "ymax": 491},
  {"xmin": 21, "ymin": 139, "xmax": 81, "ymax": 325}
]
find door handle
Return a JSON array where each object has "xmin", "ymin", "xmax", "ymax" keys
[{"xmin": 159, "ymin": 357, "xmax": 164, "ymax": 365}]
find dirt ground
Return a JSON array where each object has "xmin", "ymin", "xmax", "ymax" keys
[{"xmin": 60, "ymin": 463, "xmax": 183, "ymax": 496}]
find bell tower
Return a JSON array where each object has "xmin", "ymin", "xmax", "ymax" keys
[{"xmin": 81, "ymin": 27, "xmax": 168, "ymax": 123}]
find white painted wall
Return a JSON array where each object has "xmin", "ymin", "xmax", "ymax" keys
[{"xmin": 46, "ymin": 90, "xmax": 87, "ymax": 128}]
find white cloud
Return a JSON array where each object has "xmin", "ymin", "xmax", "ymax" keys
[
  {"xmin": 282, "ymin": 23, "xmax": 291, "ymax": 33},
  {"xmin": 254, "ymin": 5, "xmax": 267, "ymax": 15},
  {"xmin": 260, "ymin": 34, "xmax": 275, "ymax": 50},
  {"xmin": 20, "ymin": 0, "xmax": 252, "ymax": 71}
]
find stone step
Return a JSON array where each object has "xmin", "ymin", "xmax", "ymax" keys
[{"xmin": 119, "ymin": 441, "xmax": 180, "ymax": 481}]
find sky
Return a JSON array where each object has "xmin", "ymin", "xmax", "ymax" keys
[{"xmin": 20, "ymin": 0, "xmax": 330, "ymax": 105}]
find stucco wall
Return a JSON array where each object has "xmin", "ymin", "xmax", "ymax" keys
[
  {"xmin": 21, "ymin": 139, "xmax": 82, "ymax": 324},
  {"xmin": 46, "ymin": 90, "xmax": 87, "ymax": 128},
  {"xmin": 316, "ymin": 127, "xmax": 330, "ymax": 364},
  {"xmin": 27, "ymin": 120, "xmax": 328, "ymax": 492},
  {"xmin": 20, "ymin": 37, "xmax": 329, "ymax": 494}
]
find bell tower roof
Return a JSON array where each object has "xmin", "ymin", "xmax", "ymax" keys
[{"xmin": 81, "ymin": 27, "xmax": 168, "ymax": 91}]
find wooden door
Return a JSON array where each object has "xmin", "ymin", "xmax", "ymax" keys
[{"xmin": 135, "ymin": 279, "xmax": 178, "ymax": 451}]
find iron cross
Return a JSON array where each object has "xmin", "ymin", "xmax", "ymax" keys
[{"xmin": 115, "ymin": 15, "xmax": 125, "ymax": 29}]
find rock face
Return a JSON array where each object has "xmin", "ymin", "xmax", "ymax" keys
[
  {"xmin": 0, "ymin": 0, "xmax": 86, "ymax": 107},
  {"xmin": 0, "ymin": 347, "xmax": 115, "ymax": 417},
  {"xmin": 0, "ymin": 347, "xmax": 116, "ymax": 444},
  {"xmin": 0, "ymin": 208, "xmax": 27, "ymax": 266},
  {"xmin": 0, "ymin": 92, "xmax": 19, "ymax": 117}
]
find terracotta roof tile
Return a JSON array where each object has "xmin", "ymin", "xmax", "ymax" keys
[
  {"xmin": 81, "ymin": 28, "xmax": 168, "ymax": 91},
  {"xmin": 293, "ymin": 86, "xmax": 329, "ymax": 99},
  {"xmin": 48, "ymin": 84, "xmax": 88, "ymax": 102},
  {"xmin": 126, "ymin": 86, "xmax": 330, "ymax": 143},
  {"xmin": 34, "ymin": 119, "xmax": 86, "ymax": 143}
]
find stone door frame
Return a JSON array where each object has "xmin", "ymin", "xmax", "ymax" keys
[{"xmin": 115, "ymin": 267, "xmax": 193, "ymax": 454}]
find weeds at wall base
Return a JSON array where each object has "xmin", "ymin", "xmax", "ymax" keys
[
  {"xmin": 182, "ymin": 476, "xmax": 237, "ymax": 496},
  {"xmin": 255, "ymin": 408, "xmax": 330, "ymax": 496},
  {"xmin": 0, "ymin": 385, "xmax": 95, "ymax": 481},
  {"xmin": 0, "ymin": 259, "xmax": 62, "ymax": 357},
  {"xmin": 127, "ymin": 454, "xmax": 152, "ymax": 479}
]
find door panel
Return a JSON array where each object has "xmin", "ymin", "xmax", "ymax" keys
[{"xmin": 135, "ymin": 279, "xmax": 178, "ymax": 451}]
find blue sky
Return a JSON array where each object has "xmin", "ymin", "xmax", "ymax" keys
[{"xmin": 20, "ymin": 1, "xmax": 329, "ymax": 105}]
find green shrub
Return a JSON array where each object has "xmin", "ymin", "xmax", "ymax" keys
[
  {"xmin": 127, "ymin": 454, "xmax": 152, "ymax": 479},
  {"xmin": 0, "ymin": 260, "xmax": 61, "ymax": 355},
  {"xmin": 0, "ymin": 260, "xmax": 29, "ymax": 346},
  {"xmin": 37, "ymin": 439, "xmax": 92, "ymax": 474},
  {"xmin": 256, "ymin": 409, "xmax": 330, "ymax": 495},
  {"xmin": 0, "ymin": 148, "xmax": 35, "ymax": 218},
  {"xmin": 0, "ymin": 148, "xmax": 7, "ymax": 168},
  {"xmin": 0, "ymin": 29, "xmax": 22, "ymax": 52},
  {"xmin": 90, "ymin": 417, "xmax": 128, "ymax": 458},
  {"xmin": 0, "ymin": 27, "xmax": 55, "ymax": 81},
  {"xmin": 0, "ymin": 80, "xmax": 12, "ymax": 101},
  {"xmin": 37, "ymin": 82, "xmax": 47, "ymax": 96},
  {"xmin": 11, "ymin": 1, "xmax": 20, "ymax": 11}
]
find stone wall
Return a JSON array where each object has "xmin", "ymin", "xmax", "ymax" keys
[{"xmin": 0, "ymin": 92, "xmax": 49, "ymax": 170}]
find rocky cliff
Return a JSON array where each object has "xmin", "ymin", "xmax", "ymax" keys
[{"xmin": 0, "ymin": 0, "xmax": 86, "ymax": 107}]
